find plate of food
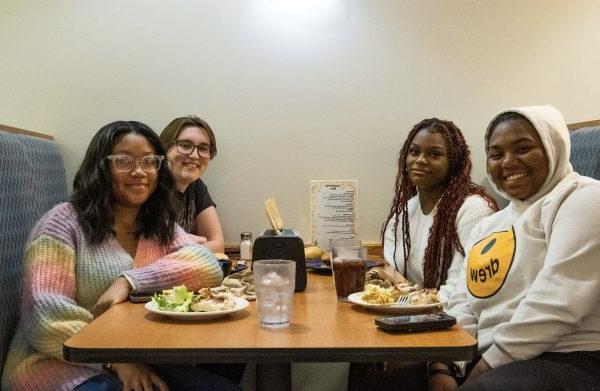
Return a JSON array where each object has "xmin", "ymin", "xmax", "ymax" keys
[
  {"xmin": 306, "ymin": 260, "xmax": 379, "ymax": 275},
  {"xmin": 348, "ymin": 283, "xmax": 445, "ymax": 314},
  {"xmin": 145, "ymin": 285, "xmax": 249, "ymax": 320}
]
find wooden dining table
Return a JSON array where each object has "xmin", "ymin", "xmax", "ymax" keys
[{"xmin": 64, "ymin": 267, "xmax": 477, "ymax": 390}]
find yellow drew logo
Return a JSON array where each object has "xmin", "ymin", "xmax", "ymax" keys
[{"xmin": 467, "ymin": 228, "xmax": 516, "ymax": 298}]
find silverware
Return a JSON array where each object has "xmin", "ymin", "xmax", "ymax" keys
[{"xmin": 395, "ymin": 295, "xmax": 411, "ymax": 306}]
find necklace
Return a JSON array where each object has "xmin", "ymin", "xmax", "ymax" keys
[
  {"xmin": 118, "ymin": 236, "xmax": 138, "ymax": 258},
  {"xmin": 114, "ymin": 224, "xmax": 137, "ymax": 236},
  {"xmin": 123, "ymin": 243, "xmax": 138, "ymax": 258},
  {"xmin": 113, "ymin": 223, "xmax": 138, "ymax": 258}
]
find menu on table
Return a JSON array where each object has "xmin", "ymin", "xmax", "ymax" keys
[{"xmin": 310, "ymin": 180, "xmax": 358, "ymax": 249}]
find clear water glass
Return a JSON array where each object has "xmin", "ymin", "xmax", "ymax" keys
[{"xmin": 254, "ymin": 259, "xmax": 296, "ymax": 329}]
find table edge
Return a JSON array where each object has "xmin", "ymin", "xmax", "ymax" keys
[{"xmin": 64, "ymin": 343, "xmax": 478, "ymax": 364}]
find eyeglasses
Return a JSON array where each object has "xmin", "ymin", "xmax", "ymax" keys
[
  {"xmin": 106, "ymin": 155, "xmax": 164, "ymax": 173},
  {"xmin": 174, "ymin": 140, "xmax": 213, "ymax": 159}
]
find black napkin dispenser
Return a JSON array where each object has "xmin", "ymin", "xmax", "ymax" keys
[{"xmin": 252, "ymin": 229, "xmax": 307, "ymax": 292}]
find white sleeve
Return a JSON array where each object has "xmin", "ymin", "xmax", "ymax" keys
[
  {"xmin": 447, "ymin": 263, "xmax": 480, "ymax": 377},
  {"xmin": 483, "ymin": 186, "xmax": 600, "ymax": 368},
  {"xmin": 446, "ymin": 199, "xmax": 488, "ymax": 338},
  {"xmin": 447, "ymin": 261, "xmax": 479, "ymax": 338},
  {"xmin": 438, "ymin": 196, "xmax": 495, "ymax": 302}
]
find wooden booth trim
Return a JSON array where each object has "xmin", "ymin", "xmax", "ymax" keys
[
  {"xmin": 225, "ymin": 241, "xmax": 383, "ymax": 259},
  {"xmin": 0, "ymin": 124, "xmax": 54, "ymax": 140},
  {"xmin": 567, "ymin": 119, "xmax": 600, "ymax": 131}
]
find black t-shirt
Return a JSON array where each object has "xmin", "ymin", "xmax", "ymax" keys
[{"xmin": 175, "ymin": 179, "xmax": 215, "ymax": 235}]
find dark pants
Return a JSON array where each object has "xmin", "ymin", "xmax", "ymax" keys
[
  {"xmin": 349, "ymin": 351, "xmax": 600, "ymax": 391},
  {"xmin": 196, "ymin": 363, "xmax": 246, "ymax": 385},
  {"xmin": 75, "ymin": 364, "xmax": 242, "ymax": 391},
  {"xmin": 348, "ymin": 361, "xmax": 427, "ymax": 391},
  {"xmin": 459, "ymin": 351, "xmax": 600, "ymax": 391}
]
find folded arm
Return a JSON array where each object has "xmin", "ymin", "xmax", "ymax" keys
[
  {"xmin": 123, "ymin": 233, "xmax": 223, "ymax": 294},
  {"xmin": 194, "ymin": 206, "xmax": 225, "ymax": 253}
]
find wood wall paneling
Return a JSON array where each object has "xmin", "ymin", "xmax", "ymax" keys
[
  {"xmin": 0, "ymin": 124, "xmax": 53, "ymax": 140},
  {"xmin": 567, "ymin": 120, "xmax": 600, "ymax": 131},
  {"xmin": 225, "ymin": 241, "xmax": 383, "ymax": 259}
]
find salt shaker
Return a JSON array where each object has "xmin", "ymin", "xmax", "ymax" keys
[{"xmin": 239, "ymin": 231, "xmax": 253, "ymax": 266}]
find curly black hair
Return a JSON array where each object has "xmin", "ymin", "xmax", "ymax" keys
[
  {"xmin": 70, "ymin": 121, "xmax": 178, "ymax": 246},
  {"xmin": 382, "ymin": 118, "xmax": 498, "ymax": 288}
]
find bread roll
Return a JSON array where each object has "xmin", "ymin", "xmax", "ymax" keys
[{"xmin": 304, "ymin": 245, "xmax": 324, "ymax": 260}]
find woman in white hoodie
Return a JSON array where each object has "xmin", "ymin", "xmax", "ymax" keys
[{"xmin": 428, "ymin": 105, "xmax": 600, "ymax": 391}]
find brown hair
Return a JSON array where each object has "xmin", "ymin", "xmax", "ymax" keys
[
  {"xmin": 159, "ymin": 116, "xmax": 217, "ymax": 158},
  {"xmin": 382, "ymin": 118, "xmax": 498, "ymax": 288}
]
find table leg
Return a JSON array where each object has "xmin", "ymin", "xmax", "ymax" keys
[{"xmin": 255, "ymin": 363, "xmax": 291, "ymax": 391}]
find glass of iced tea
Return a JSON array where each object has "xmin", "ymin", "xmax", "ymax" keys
[{"xmin": 331, "ymin": 245, "xmax": 367, "ymax": 302}]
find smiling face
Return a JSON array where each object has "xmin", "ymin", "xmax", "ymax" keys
[
  {"xmin": 486, "ymin": 118, "xmax": 549, "ymax": 200},
  {"xmin": 166, "ymin": 126, "xmax": 211, "ymax": 191},
  {"xmin": 109, "ymin": 133, "xmax": 159, "ymax": 209},
  {"xmin": 405, "ymin": 129, "xmax": 450, "ymax": 193}
]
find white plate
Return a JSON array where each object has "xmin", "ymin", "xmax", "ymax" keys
[
  {"xmin": 145, "ymin": 297, "xmax": 249, "ymax": 320},
  {"xmin": 347, "ymin": 292, "xmax": 445, "ymax": 314}
]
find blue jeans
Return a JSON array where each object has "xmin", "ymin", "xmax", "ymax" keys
[
  {"xmin": 74, "ymin": 374, "xmax": 121, "ymax": 391},
  {"xmin": 75, "ymin": 364, "xmax": 241, "ymax": 391}
]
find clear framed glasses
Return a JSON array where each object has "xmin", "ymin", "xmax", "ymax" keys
[
  {"xmin": 106, "ymin": 155, "xmax": 164, "ymax": 173},
  {"xmin": 174, "ymin": 140, "xmax": 213, "ymax": 159}
]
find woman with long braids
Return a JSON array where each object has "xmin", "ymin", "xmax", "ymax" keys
[
  {"xmin": 349, "ymin": 118, "xmax": 497, "ymax": 391},
  {"xmin": 382, "ymin": 118, "xmax": 497, "ymax": 301}
]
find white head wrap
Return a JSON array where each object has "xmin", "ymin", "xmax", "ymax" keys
[{"xmin": 485, "ymin": 105, "xmax": 573, "ymax": 203}]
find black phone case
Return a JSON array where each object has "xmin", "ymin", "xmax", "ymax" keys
[
  {"xmin": 375, "ymin": 313, "xmax": 456, "ymax": 332},
  {"xmin": 128, "ymin": 293, "xmax": 153, "ymax": 303}
]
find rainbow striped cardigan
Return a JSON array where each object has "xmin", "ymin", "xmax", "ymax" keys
[{"xmin": 2, "ymin": 203, "xmax": 223, "ymax": 391}]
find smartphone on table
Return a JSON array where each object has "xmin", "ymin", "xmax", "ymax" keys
[
  {"xmin": 375, "ymin": 312, "xmax": 456, "ymax": 332},
  {"xmin": 128, "ymin": 293, "xmax": 154, "ymax": 303}
]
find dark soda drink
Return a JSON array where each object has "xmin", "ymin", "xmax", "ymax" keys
[{"xmin": 332, "ymin": 258, "xmax": 367, "ymax": 301}]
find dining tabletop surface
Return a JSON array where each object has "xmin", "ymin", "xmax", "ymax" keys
[{"xmin": 63, "ymin": 265, "xmax": 478, "ymax": 364}]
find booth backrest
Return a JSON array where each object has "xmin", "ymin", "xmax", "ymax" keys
[
  {"xmin": 570, "ymin": 126, "xmax": 600, "ymax": 180},
  {"xmin": 0, "ymin": 129, "xmax": 68, "ymax": 379}
]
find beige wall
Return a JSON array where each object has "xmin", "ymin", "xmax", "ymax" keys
[{"xmin": 2, "ymin": 0, "xmax": 599, "ymax": 245}]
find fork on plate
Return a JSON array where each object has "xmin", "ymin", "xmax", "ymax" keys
[{"xmin": 395, "ymin": 295, "xmax": 411, "ymax": 306}]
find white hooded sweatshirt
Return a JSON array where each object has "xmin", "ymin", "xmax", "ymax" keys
[{"xmin": 447, "ymin": 105, "xmax": 600, "ymax": 369}]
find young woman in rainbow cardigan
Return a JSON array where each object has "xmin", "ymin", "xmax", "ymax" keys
[{"xmin": 2, "ymin": 121, "xmax": 240, "ymax": 391}]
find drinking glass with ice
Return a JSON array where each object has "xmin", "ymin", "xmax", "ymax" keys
[{"xmin": 254, "ymin": 259, "xmax": 296, "ymax": 329}]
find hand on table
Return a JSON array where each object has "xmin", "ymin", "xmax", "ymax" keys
[
  {"xmin": 91, "ymin": 276, "xmax": 132, "ymax": 318},
  {"xmin": 112, "ymin": 363, "xmax": 169, "ymax": 391},
  {"xmin": 464, "ymin": 358, "xmax": 491, "ymax": 383}
]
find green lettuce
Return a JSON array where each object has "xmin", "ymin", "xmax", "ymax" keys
[{"xmin": 151, "ymin": 285, "xmax": 194, "ymax": 312}]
